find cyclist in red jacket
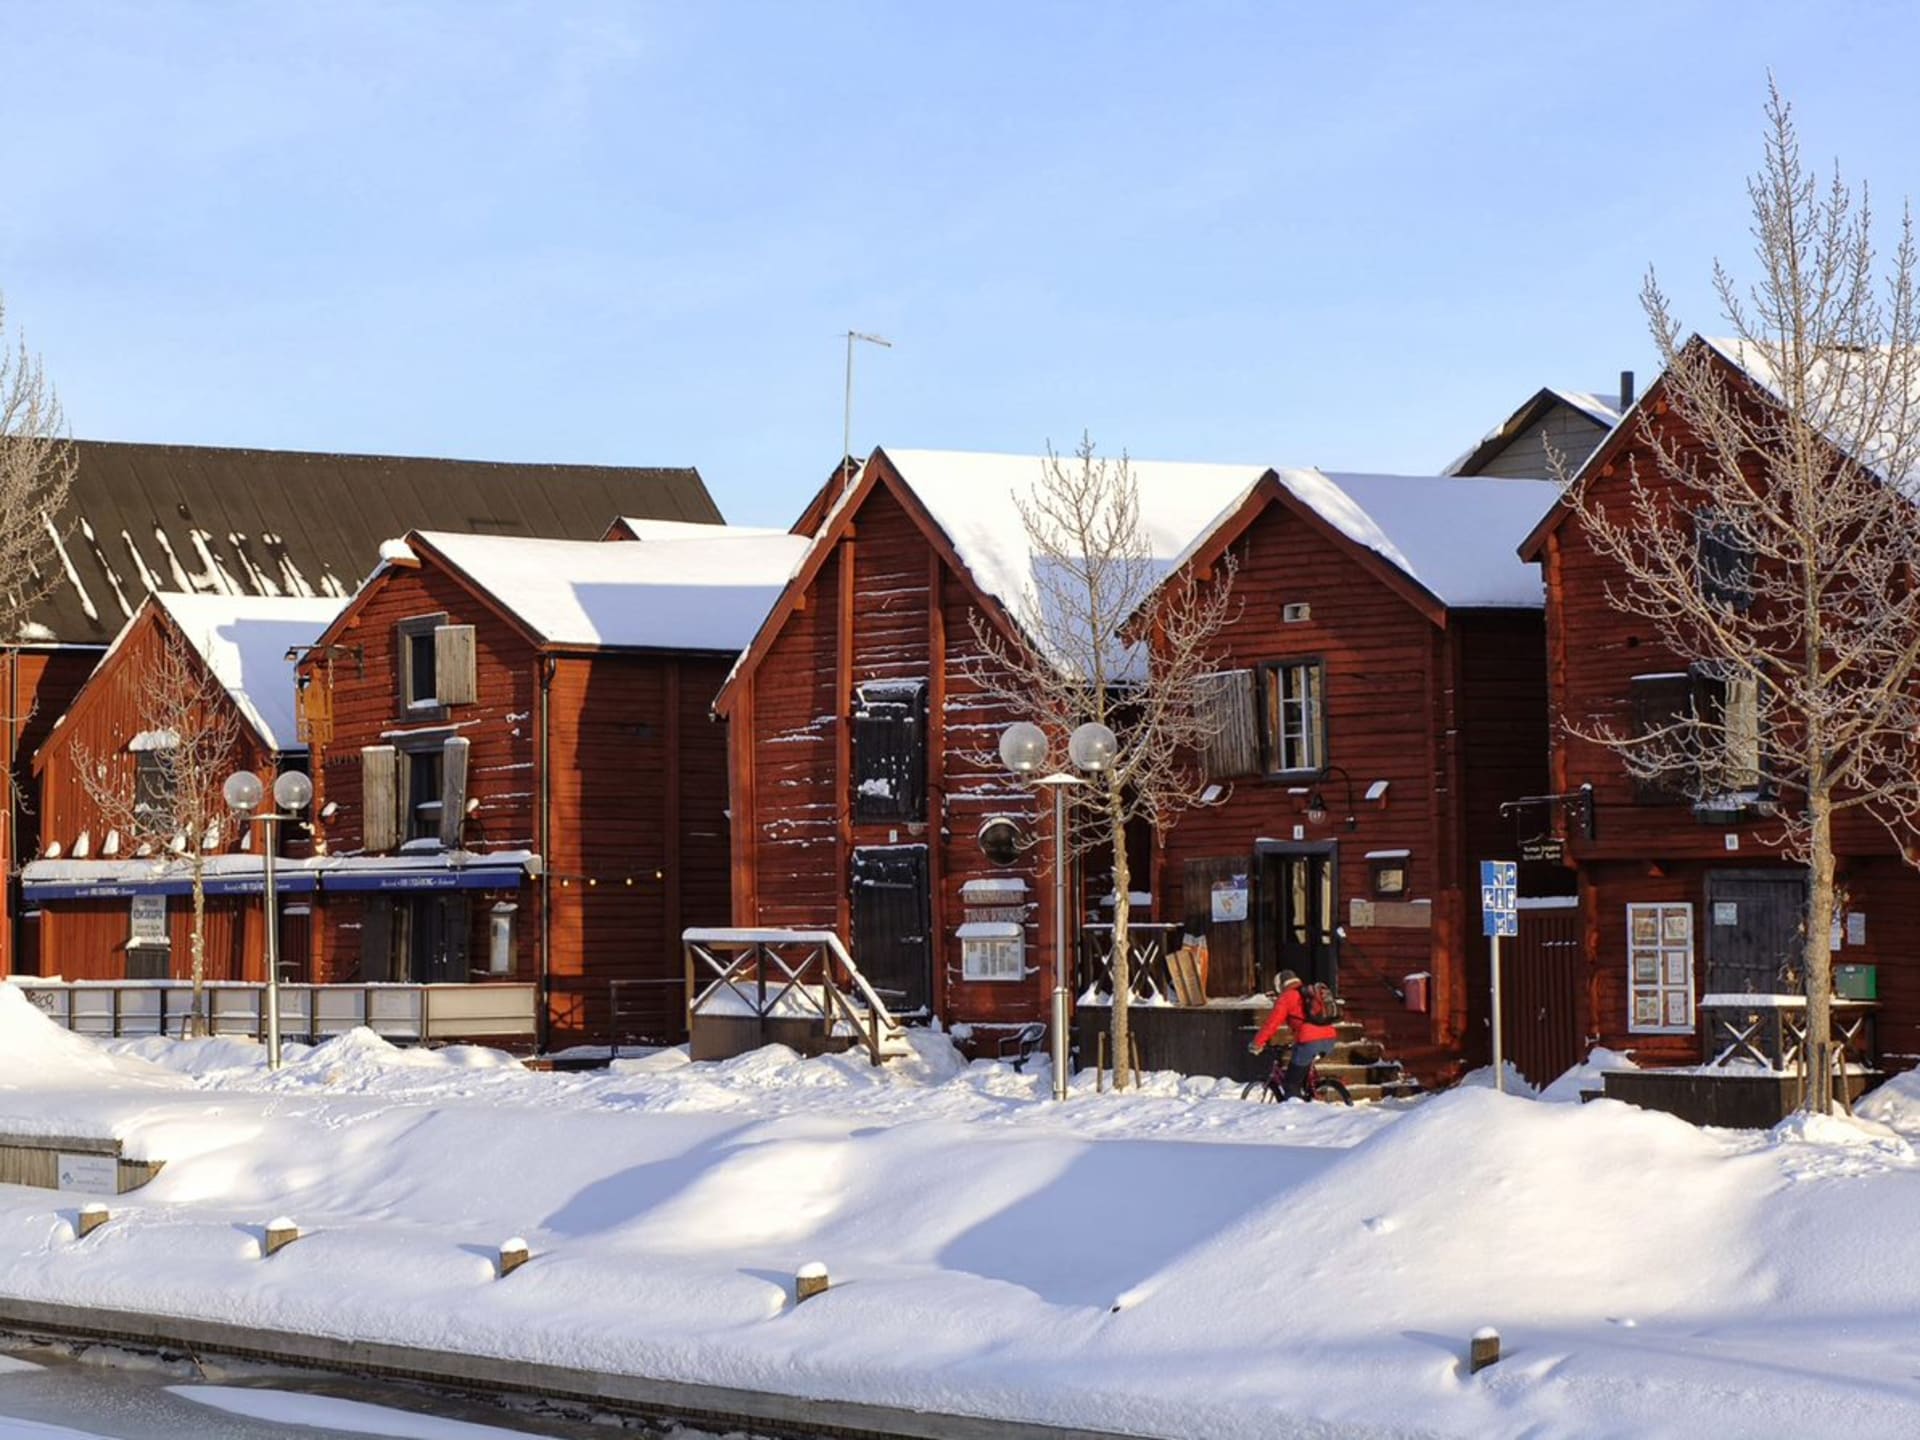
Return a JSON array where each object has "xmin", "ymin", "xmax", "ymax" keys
[{"xmin": 1250, "ymin": 971, "xmax": 1339, "ymax": 1099}]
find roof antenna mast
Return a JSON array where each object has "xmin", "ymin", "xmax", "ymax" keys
[{"xmin": 843, "ymin": 330, "xmax": 892, "ymax": 497}]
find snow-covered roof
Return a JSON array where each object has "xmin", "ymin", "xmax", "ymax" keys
[
  {"xmin": 880, "ymin": 446, "xmax": 1271, "ymax": 621},
  {"xmin": 1549, "ymin": 387, "xmax": 1627, "ymax": 429},
  {"xmin": 416, "ymin": 529, "xmax": 811, "ymax": 651},
  {"xmin": 153, "ymin": 592, "xmax": 344, "ymax": 750},
  {"xmin": 1178, "ymin": 469, "xmax": 1549, "ymax": 610},
  {"xmin": 1700, "ymin": 335, "xmax": 1920, "ymax": 486},
  {"xmin": 611, "ymin": 518, "xmax": 791, "ymax": 542}
]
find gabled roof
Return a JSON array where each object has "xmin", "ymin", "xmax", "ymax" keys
[
  {"xmin": 882, "ymin": 447, "xmax": 1272, "ymax": 630},
  {"xmin": 410, "ymin": 529, "xmax": 810, "ymax": 652},
  {"xmin": 1173, "ymin": 469, "xmax": 1550, "ymax": 620},
  {"xmin": 1512, "ymin": 335, "xmax": 1893, "ymax": 561},
  {"xmin": 716, "ymin": 446, "xmax": 1281, "ymax": 711},
  {"xmin": 1445, "ymin": 386, "xmax": 1625, "ymax": 477},
  {"xmin": 152, "ymin": 593, "xmax": 344, "ymax": 750},
  {"xmin": 36, "ymin": 591, "xmax": 341, "ymax": 770},
  {"xmin": 29, "ymin": 440, "xmax": 720, "ymax": 646}
]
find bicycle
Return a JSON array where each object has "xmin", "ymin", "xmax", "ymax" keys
[{"xmin": 1241, "ymin": 1040, "xmax": 1353, "ymax": 1105}]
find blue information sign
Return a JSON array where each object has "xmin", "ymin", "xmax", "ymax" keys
[{"xmin": 1480, "ymin": 859, "xmax": 1518, "ymax": 938}]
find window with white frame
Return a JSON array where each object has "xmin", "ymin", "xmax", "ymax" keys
[
  {"xmin": 1259, "ymin": 659, "xmax": 1325, "ymax": 776},
  {"xmin": 1627, "ymin": 902, "xmax": 1695, "ymax": 1033},
  {"xmin": 959, "ymin": 922, "xmax": 1024, "ymax": 982}
]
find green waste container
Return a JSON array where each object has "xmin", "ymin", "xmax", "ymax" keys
[{"xmin": 1834, "ymin": 963, "xmax": 1878, "ymax": 1000}]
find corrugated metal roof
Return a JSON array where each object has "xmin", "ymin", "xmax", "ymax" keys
[{"xmin": 31, "ymin": 440, "xmax": 719, "ymax": 644}]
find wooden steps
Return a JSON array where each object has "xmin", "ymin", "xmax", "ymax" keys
[{"xmin": 1323, "ymin": 1015, "xmax": 1422, "ymax": 1101}]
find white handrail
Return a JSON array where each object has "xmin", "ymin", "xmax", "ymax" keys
[{"xmin": 681, "ymin": 927, "xmax": 904, "ymax": 1063}]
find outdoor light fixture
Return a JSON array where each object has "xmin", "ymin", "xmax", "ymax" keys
[
  {"xmin": 1304, "ymin": 765, "xmax": 1359, "ymax": 831},
  {"xmin": 998, "ymin": 721, "xmax": 1048, "ymax": 776},
  {"xmin": 226, "ymin": 767, "xmax": 313, "ymax": 1071},
  {"xmin": 998, "ymin": 719, "xmax": 1124, "ymax": 1102},
  {"xmin": 1067, "ymin": 721, "xmax": 1118, "ymax": 774}
]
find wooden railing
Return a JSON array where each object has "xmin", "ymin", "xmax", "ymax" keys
[
  {"xmin": 1076, "ymin": 922, "xmax": 1185, "ymax": 1002},
  {"xmin": 681, "ymin": 928, "xmax": 904, "ymax": 1065},
  {"xmin": 1700, "ymin": 991, "xmax": 1878, "ymax": 1111},
  {"xmin": 12, "ymin": 980, "xmax": 539, "ymax": 1044}
]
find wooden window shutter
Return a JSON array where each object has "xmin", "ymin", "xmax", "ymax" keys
[
  {"xmin": 362, "ymin": 745, "xmax": 399, "ymax": 852},
  {"xmin": 435, "ymin": 625, "xmax": 477, "ymax": 706},
  {"xmin": 1628, "ymin": 675, "xmax": 1694, "ymax": 804},
  {"xmin": 360, "ymin": 896, "xmax": 393, "ymax": 982},
  {"xmin": 440, "ymin": 736, "xmax": 470, "ymax": 848},
  {"xmin": 1197, "ymin": 669, "xmax": 1259, "ymax": 779},
  {"xmin": 852, "ymin": 682, "xmax": 928, "ymax": 821}
]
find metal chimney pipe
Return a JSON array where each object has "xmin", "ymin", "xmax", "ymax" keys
[{"xmin": 1620, "ymin": 370, "xmax": 1636, "ymax": 409}]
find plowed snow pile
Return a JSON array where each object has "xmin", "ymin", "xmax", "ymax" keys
[{"xmin": 3, "ymin": 988, "xmax": 1919, "ymax": 1440}]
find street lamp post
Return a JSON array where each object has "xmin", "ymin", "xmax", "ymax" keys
[
  {"xmin": 224, "ymin": 768, "xmax": 313, "ymax": 1071},
  {"xmin": 998, "ymin": 719, "xmax": 1119, "ymax": 1101}
]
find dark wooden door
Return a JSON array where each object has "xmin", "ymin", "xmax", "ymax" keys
[
  {"xmin": 1503, "ymin": 902, "xmax": 1584, "ymax": 1088},
  {"xmin": 1262, "ymin": 848, "xmax": 1337, "ymax": 991},
  {"xmin": 1704, "ymin": 872, "xmax": 1805, "ymax": 997},
  {"xmin": 852, "ymin": 846, "xmax": 931, "ymax": 1015},
  {"xmin": 400, "ymin": 893, "xmax": 470, "ymax": 983},
  {"xmin": 1183, "ymin": 856, "xmax": 1257, "ymax": 997}
]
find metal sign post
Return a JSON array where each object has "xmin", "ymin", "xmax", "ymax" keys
[{"xmin": 1480, "ymin": 859, "xmax": 1518, "ymax": 1094}]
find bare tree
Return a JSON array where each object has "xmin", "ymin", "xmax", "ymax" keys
[
  {"xmin": 1562, "ymin": 82, "xmax": 1920, "ymax": 1110},
  {"xmin": 0, "ymin": 292, "xmax": 77, "ymax": 640},
  {"xmin": 76, "ymin": 626, "xmax": 243, "ymax": 1035},
  {"xmin": 972, "ymin": 438, "xmax": 1236, "ymax": 1088}
]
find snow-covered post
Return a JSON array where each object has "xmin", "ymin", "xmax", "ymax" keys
[
  {"xmin": 75, "ymin": 1203, "xmax": 109, "ymax": 1239},
  {"xmin": 1470, "ymin": 1327, "xmax": 1501, "ymax": 1373},
  {"xmin": 795, "ymin": 1261, "xmax": 830, "ymax": 1303},
  {"xmin": 263, "ymin": 1217, "xmax": 300, "ymax": 1256},
  {"xmin": 498, "ymin": 1238, "xmax": 530, "ymax": 1278}
]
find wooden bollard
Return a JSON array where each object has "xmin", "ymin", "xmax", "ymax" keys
[
  {"xmin": 498, "ymin": 1237, "xmax": 530, "ymax": 1278},
  {"xmin": 795, "ymin": 1262, "xmax": 830, "ymax": 1303},
  {"xmin": 76, "ymin": 1203, "xmax": 109, "ymax": 1239},
  {"xmin": 1470, "ymin": 1327, "xmax": 1501, "ymax": 1373},
  {"xmin": 264, "ymin": 1217, "xmax": 300, "ymax": 1257}
]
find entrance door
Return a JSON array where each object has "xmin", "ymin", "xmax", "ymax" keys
[
  {"xmin": 1258, "ymin": 846, "xmax": 1338, "ymax": 993},
  {"xmin": 851, "ymin": 846, "xmax": 931, "ymax": 1015},
  {"xmin": 390, "ymin": 893, "xmax": 471, "ymax": 983},
  {"xmin": 1704, "ymin": 871, "xmax": 1806, "ymax": 997}
]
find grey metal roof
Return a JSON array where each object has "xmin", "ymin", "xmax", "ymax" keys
[{"xmin": 31, "ymin": 440, "xmax": 720, "ymax": 644}]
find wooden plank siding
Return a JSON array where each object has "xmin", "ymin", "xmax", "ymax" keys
[
  {"xmin": 304, "ymin": 558, "xmax": 544, "ymax": 996},
  {"xmin": 542, "ymin": 653, "xmax": 732, "ymax": 1045},
  {"xmin": 302, "ymin": 553, "xmax": 737, "ymax": 1048},
  {"xmin": 0, "ymin": 647, "xmax": 103, "ymax": 974},
  {"xmin": 1155, "ymin": 497, "xmax": 1550, "ymax": 1085},
  {"xmin": 1533, "ymin": 363, "xmax": 1920, "ymax": 1071},
  {"xmin": 727, "ymin": 469, "xmax": 1051, "ymax": 1033}
]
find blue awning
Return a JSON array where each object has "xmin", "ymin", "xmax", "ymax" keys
[
  {"xmin": 23, "ymin": 871, "xmax": 319, "ymax": 902},
  {"xmin": 319, "ymin": 865, "xmax": 529, "ymax": 893}
]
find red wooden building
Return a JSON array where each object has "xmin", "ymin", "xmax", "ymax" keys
[
  {"xmin": 297, "ymin": 527, "xmax": 805, "ymax": 1047},
  {"xmin": 1156, "ymin": 469, "xmax": 1561, "ymax": 1083},
  {"xmin": 0, "ymin": 439, "xmax": 721, "ymax": 978},
  {"xmin": 714, "ymin": 448, "xmax": 1272, "ymax": 1048},
  {"xmin": 25, "ymin": 593, "xmax": 340, "ymax": 980},
  {"xmin": 1519, "ymin": 337, "xmax": 1920, "ymax": 1074}
]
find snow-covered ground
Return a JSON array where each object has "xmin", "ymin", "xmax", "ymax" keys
[{"xmin": 4, "ymin": 984, "xmax": 1920, "ymax": 1439}]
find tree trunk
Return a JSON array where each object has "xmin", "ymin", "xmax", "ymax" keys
[
  {"xmin": 1803, "ymin": 783, "xmax": 1836, "ymax": 1113},
  {"xmin": 189, "ymin": 858, "xmax": 207, "ymax": 1040},
  {"xmin": 1108, "ymin": 787, "xmax": 1133, "ymax": 1090}
]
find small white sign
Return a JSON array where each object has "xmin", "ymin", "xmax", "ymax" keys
[
  {"xmin": 1211, "ymin": 875, "xmax": 1249, "ymax": 923},
  {"xmin": 1713, "ymin": 902, "xmax": 1738, "ymax": 926},
  {"xmin": 129, "ymin": 894, "xmax": 168, "ymax": 946},
  {"xmin": 1848, "ymin": 911, "xmax": 1867, "ymax": 947},
  {"xmin": 55, "ymin": 1152, "xmax": 118, "ymax": 1196}
]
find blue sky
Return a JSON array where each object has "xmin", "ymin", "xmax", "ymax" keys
[{"xmin": 0, "ymin": 2, "xmax": 1915, "ymax": 525}]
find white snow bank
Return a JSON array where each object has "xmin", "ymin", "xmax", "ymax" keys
[
  {"xmin": 12, "ymin": 1024, "xmax": 1920, "ymax": 1436},
  {"xmin": 1536, "ymin": 1045, "xmax": 1639, "ymax": 1104},
  {"xmin": 170, "ymin": 1385, "xmax": 550, "ymax": 1439}
]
